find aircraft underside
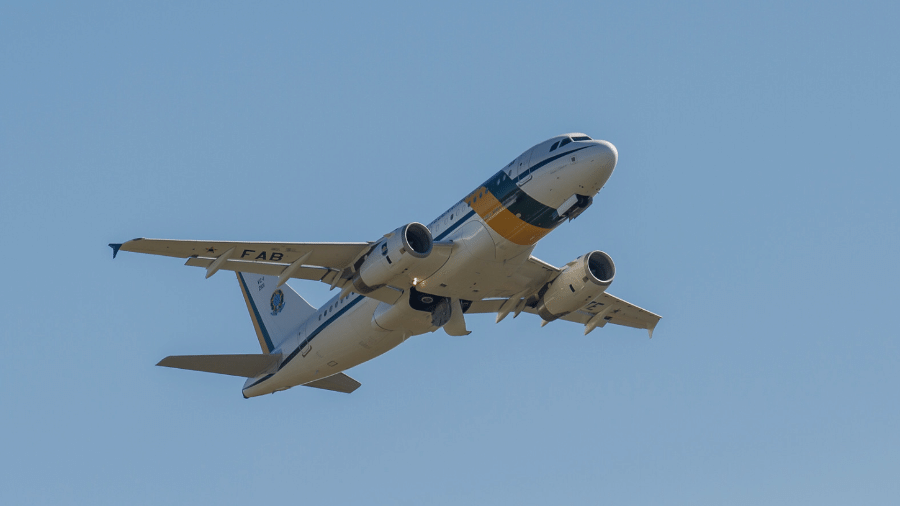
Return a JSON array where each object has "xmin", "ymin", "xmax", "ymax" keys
[{"xmin": 110, "ymin": 133, "xmax": 661, "ymax": 398}]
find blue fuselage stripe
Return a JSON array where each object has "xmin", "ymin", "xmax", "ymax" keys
[
  {"xmin": 516, "ymin": 146, "xmax": 589, "ymax": 184},
  {"xmin": 238, "ymin": 273, "xmax": 275, "ymax": 353},
  {"xmin": 434, "ymin": 210, "xmax": 476, "ymax": 241}
]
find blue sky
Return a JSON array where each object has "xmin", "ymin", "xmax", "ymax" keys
[{"xmin": 2, "ymin": 1, "xmax": 898, "ymax": 504}]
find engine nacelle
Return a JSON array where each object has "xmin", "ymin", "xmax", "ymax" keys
[
  {"xmin": 535, "ymin": 251, "xmax": 615, "ymax": 322},
  {"xmin": 352, "ymin": 222, "xmax": 433, "ymax": 294}
]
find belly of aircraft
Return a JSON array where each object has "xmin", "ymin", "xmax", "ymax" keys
[
  {"xmin": 245, "ymin": 209, "xmax": 545, "ymax": 397},
  {"xmin": 243, "ymin": 298, "xmax": 411, "ymax": 397},
  {"xmin": 416, "ymin": 216, "xmax": 537, "ymax": 300}
]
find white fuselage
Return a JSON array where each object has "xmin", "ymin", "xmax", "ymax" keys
[{"xmin": 243, "ymin": 135, "xmax": 618, "ymax": 397}]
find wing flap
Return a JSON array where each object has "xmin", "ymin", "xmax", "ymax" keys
[
  {"xmin": 185, "ymin": 256, "xmax": 334, "ymax": 282},
  {"xmin": 465, "ymin": 299, "xmax": 507, "ymax": 313},
  {"xmin": 157, "ymin": 353, "xmax": 282, "ymax": 378},
  {"xmin": 303, "ymin": 372, "xmax": 361, "ymax": 393},
  {"xmin": 457, "ymin": 255, "xmax": 559, "ymax": 312}
]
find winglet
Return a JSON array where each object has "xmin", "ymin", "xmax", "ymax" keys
[{"xmin": 109, "ymin": 243, "xmax": 123, "ymax": 259}]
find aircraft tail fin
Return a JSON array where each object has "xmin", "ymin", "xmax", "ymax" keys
[{"xmin": 236, "ymin": 272, "xmax": 317, "ymax": 353}]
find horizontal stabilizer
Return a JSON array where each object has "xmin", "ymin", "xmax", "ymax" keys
[
  {"xmin": 157, "ymin": 353, "xmax": 281, "ymax": 378},
  {"xmin": 303, "ymin": 372, "xmax": 361, "ymax": 393}
]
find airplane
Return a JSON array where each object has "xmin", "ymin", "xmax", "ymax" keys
[{"xmin": 110, "ymin": 133, "xmax": 661, "ymax": 398}]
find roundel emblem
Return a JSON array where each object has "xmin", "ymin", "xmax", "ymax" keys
[{"xmin": 270, "ymin": 289, "xmax": 285, "ymax": 316}]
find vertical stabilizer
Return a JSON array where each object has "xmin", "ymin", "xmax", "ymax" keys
[{"xmin": 236, "ymin": 273, "xmax": 317, "ymax": 353}]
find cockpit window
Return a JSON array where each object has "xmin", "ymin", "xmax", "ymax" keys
[
  {"xmin": 549, "ymin": 141, "xmax": 560, "ymax": 152},
  {"xmin": 559, "ymin": 138, "xmax": 572, "ymax": 148},
  {"xmin": 572, "ymin": 135, "xmax": 592, "ymax": 141}
]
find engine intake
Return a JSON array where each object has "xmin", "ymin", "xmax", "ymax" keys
[
  {"xmin": 352, "ymin": 222, "xmax": 434, "ymax": 294},
  {"xmin": 535, "ymin": 250, "xmax": 615, "ymax": 321}
]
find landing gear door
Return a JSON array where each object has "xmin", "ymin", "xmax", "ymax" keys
[{"xmin": 515, "ymin": 148, "xmax": 534, "ymax": 187}]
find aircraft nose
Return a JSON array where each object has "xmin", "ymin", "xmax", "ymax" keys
[
  {"xmin": 572, "ymin": 140, "xmax": 618, "ymax": 193},
  {"xmin": 593, "ymin": 140, "xmax": 618, "ymax": 173}
]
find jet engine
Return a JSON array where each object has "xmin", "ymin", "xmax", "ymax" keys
[
  {"xmin": 535, "ymin": 251, "xmax": 615, "ymax": 322},
  {"xmin": 352, "ymin": 222, "xmax": 434, "ymax": 294}
]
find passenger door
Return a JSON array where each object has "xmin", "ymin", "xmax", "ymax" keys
[{"xmin": 515, "ymin": 148, "xmax": 534, "ymax": 187}]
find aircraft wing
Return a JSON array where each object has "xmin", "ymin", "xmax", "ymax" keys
[
  {"xmin": 110, "ymin": 238, "xmax": 410, "ymax": 304},
  {"xmin": 465, "ymin": 255, "xmax": 661, "ymax": 337},
  {"xmin": 113, "ymin": 238, "xmax": 370, "ymax": 269},
  {"xmin": 466, "ymin": 291, "xmax": 660, "ymax": 337},
  {"xmin": 528, "ymin": 292, "xmax": 661, "ymax": 337}
]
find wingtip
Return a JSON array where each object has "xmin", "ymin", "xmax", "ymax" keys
[{"xmin": 108, "ymin": 243, "xmax": 123, "ymax": 259}]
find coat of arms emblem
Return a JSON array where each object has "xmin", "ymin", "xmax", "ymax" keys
[{"xmin": 270, "ymin": 289, "xmax": 285, "ymax": 316}]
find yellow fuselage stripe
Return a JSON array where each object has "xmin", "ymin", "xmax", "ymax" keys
[{"xmin": 465, "ymin": 187, "xmax": 554, "ymax": 246}]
